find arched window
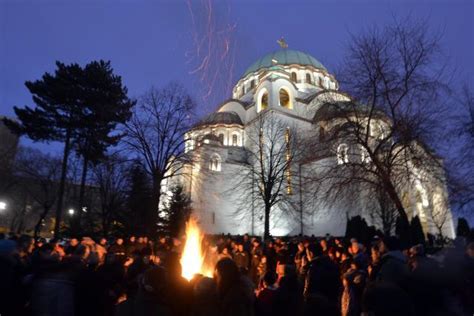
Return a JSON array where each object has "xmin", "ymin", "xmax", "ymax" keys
[
  {"xmin": 260, "ymin": 91, "xmax": 268, "ymax": 111},
  {"xmin": 306, "ymin": 73, "xmax": 312, "ymax": 84},
  {"xmin": 318, "ymin": 77, "xmax": 324, "ymax": 87},
  {"xmin": 209, "ymin": 154, "xmax": 221, "ymax": 171},
  {"xmin": 337, "ymin": 143, "xmax": 349, "ymax": 165},
  {"xmin": 279, "ymin": 88, "xmax": 292, "ymax": 109},
  {"xmin": 291, "ymin": 72, "xmax": 297, "ymax": 82},
  {"xmin": 232, "ymin": 134, "xmax": 239, "ymax": 146},
  {"xmin": 250, "ymin": 79, "xmax": 256, "ymax": 90},
  {"xmin": 218, "ymin": 133, "xmax": 224, "ymax": 144},
  {"xmin": 319, "ymin": 126, "xmax": 325, "ymax": 142}
]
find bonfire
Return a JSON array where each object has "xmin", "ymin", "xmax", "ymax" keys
[{"xmin": 180, "ymin": 217, "xmax": 213, "ymax": 280}]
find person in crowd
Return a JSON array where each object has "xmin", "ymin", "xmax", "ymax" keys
[
  {"xmin": 214, "ymin": 258, "xmax": 255, "ymax": 316},
  {"xmin": 191, "ymin": 276, "xmax": 219, "ymax": 316},
  {"xmin": 302, "ymin": 243, "xmax": 340, "ymax": 316},
  {"xmin": 125, "ymin": 236, "xmax": 136, "ymax": 257},
  {"xmin": 66, "ymin": 237, "xmax": 80, "ymax": 255},
  {"xmin": 341, "ymin": 259, "xmax": 367, "ymax": 316},
  {"xmin": 374, "ymin": 236, "xmax": 409, "ymax": 287},
  {"xmin": 109, "ymin": 238, "xmax": 126, "ymax": 262},
  {"xmin": 218, "ymin": 246, "xmax": 233, "ymax": 261},
  {"xmin": 234, "ymin": 243, "xmax": 250, "ymax": 273},
  {"xmin": 255, "ymin": 271, "xmax": 277, "ymax": 316},
  {"xmin": 274, "ymin": 262, "xmax": 303, "ymax": 316},
  {"xmin": 2, "ymin": 229, "xmax": 474, "ymax": 316},
  {"xmin": 294, "ymin": 241, "xmax": 306, "ymax": 277}
]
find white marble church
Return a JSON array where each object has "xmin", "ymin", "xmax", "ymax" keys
[{"xmin": 162, "ymin": 49, "xmax": 456, "ymax": 238}]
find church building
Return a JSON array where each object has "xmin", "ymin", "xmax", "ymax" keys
[{"xmin": 162, "ymin": 49, "xmax": 456, "ymax": 238}]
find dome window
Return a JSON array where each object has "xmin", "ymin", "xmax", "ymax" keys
[
  {"xmin": 319, "ymin": 126, "xmax": 325, "ymax": 142},
  {"xmin": 318, "ymin": 77, "xmax": 324, "ymax": 88},
  {"xmin": 279, "ymin": 88, "xmax": 292, "ymax": 109},
  {"xmin": 209, "ymin": 154, "xmax": 222, "ymax": 172},
  {"xmin": 257, "ymin": 89, "xmax": 269, "ymax": 113},
  {"xmin": 337, "ymin": 143, "xmax": 349, "ymax": 165},
  {"xmin": 306, "ymin": 73, "xmax": 312, "ymax": 84},
  {"xmin": 291, "ymin": 72, "xmax": 297, "ymax": 82},
  {"xmin": 232, "ymin": 134, "xmax": 239, "ymax": 146},
  {"xmin": 218, "ymin": 133, "xmax": 224, "ymax": 144},
  {"xmin": 250, "ymin": 79, "xmax": 256, "ymax": 90}
]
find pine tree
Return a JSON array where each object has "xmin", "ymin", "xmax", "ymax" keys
[
  {"xmin": 162, "ymin": 185, "xmax": 192, "ymax": 238},
  {"xmin": 395, "ymin": 215, "xmax": 411, "ymax": 248},
  {"xmin": 127, "ymin": 164, "xmax": 154, "ymax": 236},
  {"xmin": 4, "ymin": 61, "xmax": 134, "ymax": 238},
  {"xmin": 71, "ymin": 61, "xmax": 135, "ymax": 234}
]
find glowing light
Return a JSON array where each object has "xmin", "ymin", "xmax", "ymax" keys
[
  {"xmin": 68, "ymin": 209, "xmax": 75, "ymax": 215},
  {"xmin": 180, "ymin": 217, "xmax": 213, "ymax": 281},
  {"xmin": 0, "ymin": 201, "xmax": 6, "ymax": 210}
]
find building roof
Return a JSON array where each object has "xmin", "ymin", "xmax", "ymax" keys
[
  {"xmin": 243, "ymin": 49, "xmax": 327, "ymax": 77},
  {"xmin": 195, "ymin": 111, "xmax": 243, "ymax": 127}
]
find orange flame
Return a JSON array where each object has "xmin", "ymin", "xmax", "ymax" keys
[{"xmin": 180, "ymin": 218, "xmax": 213, "ymax": 281}]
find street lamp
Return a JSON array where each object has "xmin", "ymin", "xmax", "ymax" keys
[
  {"xmin": 0, "ymin": 201, "xmax": 6, "ymax": 211},
  {"xmin": 68, "ymin": 208, "xmax": 75, "ymax": 216}
]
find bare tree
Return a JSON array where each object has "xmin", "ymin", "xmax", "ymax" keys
[
  {"xmin": 123, "ymin": 83, "xmax": 196, "ymax": 235},
  {"xmin": 310, "ymin": 18, "xmax": 450, "ymax": 227},
  {"xmin": 448, "ymin": 85, "xmax": 474, "ymax": 212},
  {"xmin": 91, "ymin": 155, "xmax": 129, "ymax": 237},
  {"xmin": 13, "ymin": 147, "xmax": 61, "ymax": 238},
  {"xmin": 231, "ymin": 112, "xmax": 309, "ymax": 238}
]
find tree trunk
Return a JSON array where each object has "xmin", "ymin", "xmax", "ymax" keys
[
  {"xmin": 264, "ymin": 204, "xmax": 271, "ymax": 240},
  {"xmin": 54, "ymin": 130, "xmax": 71, "ymax": 239},
  {"xmin": 34, "ymin": 205, "xmax": 50, "ymax": 239},
  {"xmin": 74, "ymin": 156, "xmax": 89, "ymax": 235}
]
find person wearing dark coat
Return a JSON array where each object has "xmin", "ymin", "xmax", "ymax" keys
[
  {"xmin": 109, "ymin": 238, "xmax": 127, "ymax": 263},
  {"xmin": 255, "ymin": 271, "xmax": 277, "ymax": 316},
  {"xmin": 30, "ymin": 243, "xmax": 76, "ymax": 316},
  {"xmin": 234, "ymin": 243, "xmax": 250, "ymax": 273},
  {"xmin": 191, "ymin": 276, "xmax": 219, "ymax": 316},
  {"xmin": 374, "ymin": 237, "xmax": 409, "ymax": 288},
  {"xmin": 215, "ymin": 258, "xmax": 255, "ymax": 316},
  {"xmin": 125, "ymin": 236, "xmax": 136, "ymax": 257},
  {"xmin": 116, "ymin": 266, "xmax": 171, "ymax": 316},
  {"xmin": 302, "ymin": 243, "xmax": 340, "ymax": 316}
]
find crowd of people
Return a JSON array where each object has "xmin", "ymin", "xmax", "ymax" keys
[{"xmin": 0, "ymin": 231, "xmax": 473, "ymax": 316}]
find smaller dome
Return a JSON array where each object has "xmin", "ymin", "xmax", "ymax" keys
[{"xmin": 197, "ymin": 111, "xmax": 243, "ymax": 127}]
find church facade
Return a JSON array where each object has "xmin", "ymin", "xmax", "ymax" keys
[{"xmin": 162, "ymin": 49, "xmax": 456, "ymax": 238}]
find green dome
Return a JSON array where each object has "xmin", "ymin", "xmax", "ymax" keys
[{"xmin": 243, "ymin": 49, "xmax": 326, "ymax": 77}]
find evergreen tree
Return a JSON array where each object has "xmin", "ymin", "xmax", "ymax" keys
[
  {"xmin": 4, "ymin": 61, "xmax": 134, "ymax": 238},
  {"xmin": 161, "ymin": 185, "xmax": 192, "ymax": 237},
  {"xmin": 395, "ymin": 215, "xmax": 411, "ymax": 248},
  {"xmin": 345, "ymin": 215, "xmax": 370, "ymax": 243},
  {"xmin": 71, "ymin": 61, "xmax": 135, "ymax": 234},
  {"xmin": 410, "ymin": 216, "xmax": 426, "ymax": 246},
  {"xmin": 456, "ymin": 217, "xmax": 471, "ymax": 237},
  {"xmin": 127, "ymin": 164, "xmax": 154, "ymax": 236}
]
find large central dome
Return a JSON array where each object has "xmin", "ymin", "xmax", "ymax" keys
[{"xmin": 243, "ymin": 49, "xmax": 326, "ymax": 77}]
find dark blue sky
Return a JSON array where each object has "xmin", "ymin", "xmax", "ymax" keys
[{"xmin": 1, "ymin": 0, "xmax": 473, "ymax": 155}]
